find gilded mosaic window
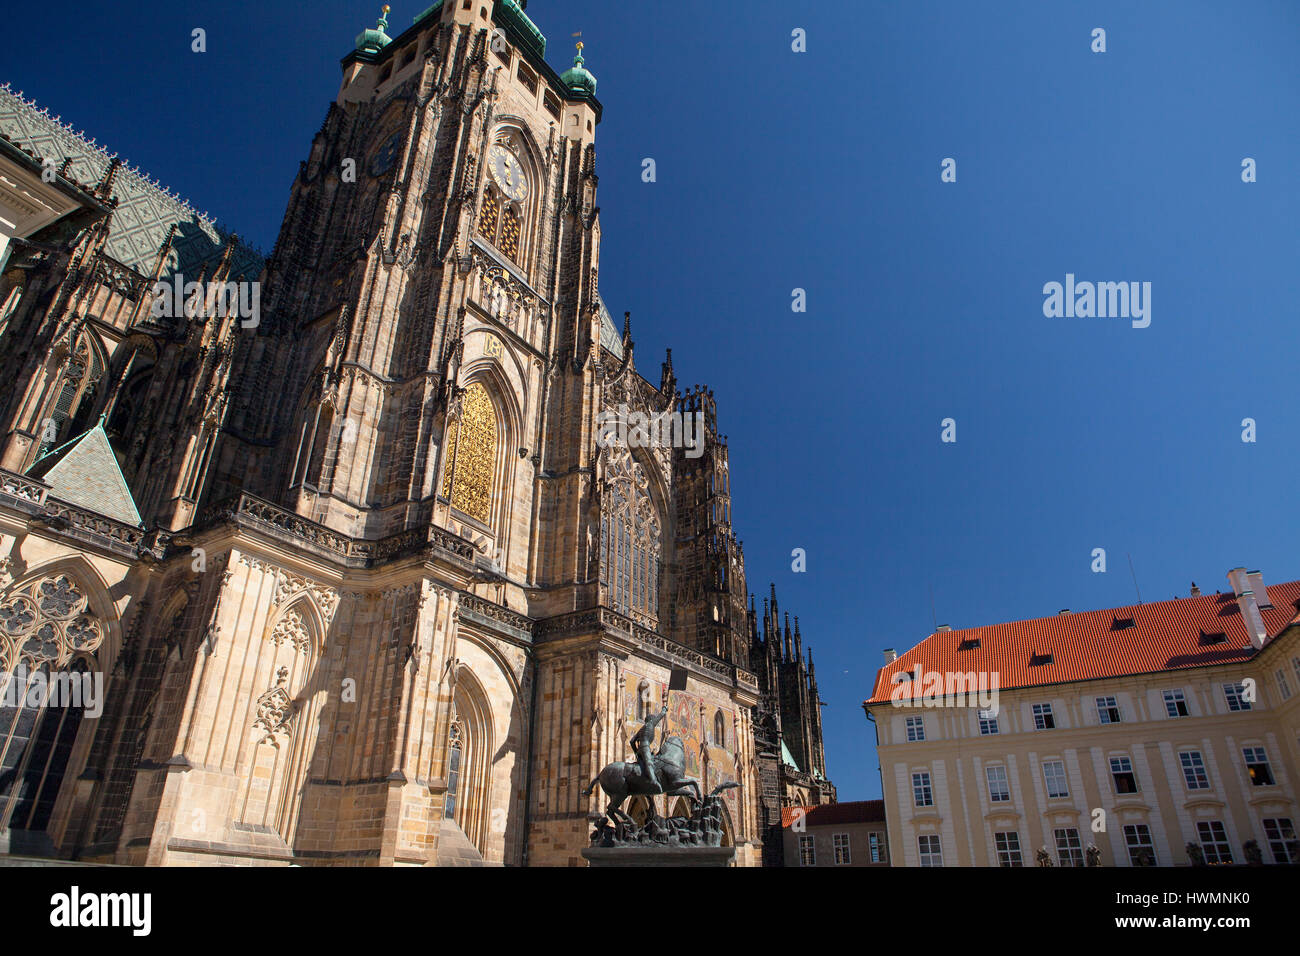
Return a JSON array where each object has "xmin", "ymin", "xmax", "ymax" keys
[
  {"xmin": 476, "ymin": 189, "xmax": 500, "ymax": 239},
  {"xmin": 497, "ymin": 209, "xmax": 521, "ymax": 261},
  {"xmin": 440, "ymin": 382, "xmax": 498, "ymax": 525}
]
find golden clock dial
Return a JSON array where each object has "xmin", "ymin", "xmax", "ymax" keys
[{"xmin": 489, "ymin": 144, "xmax": 528, "ymax": 201}]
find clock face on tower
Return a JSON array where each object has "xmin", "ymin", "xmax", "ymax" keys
[
  {"xmin": 488, "ymin": 144, "xmax": 528, "ymax": 202},
  {"xmin": 369, "ymin": 131, "xmax": 402, "ymax": 177}
]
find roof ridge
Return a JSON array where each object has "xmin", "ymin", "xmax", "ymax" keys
[
  {"xmin": 936, "ymin": 584, "xmax": 1291, "ymax": 636},
  {"xmin": 0, "ymin": 83, "xmax": 219, "ymax": 227}
]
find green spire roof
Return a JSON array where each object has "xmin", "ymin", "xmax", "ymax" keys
[
  {"xmin": 355, "ymin": 4, "xmax": 393, "ymax": 54},
  {"xmin": 560, "ymin": 41, "xmax": 597, "ymax": 96}
]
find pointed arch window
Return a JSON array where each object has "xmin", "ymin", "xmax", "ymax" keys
[
  {"xmin": 41, "ymin": 333, "xmax": 105, "ymax": 455},
  {"xmin": 601, "ymin": 448, "xmax": 662, "ymax": 626},
  {"xmin": 476, "ymin": 135, "xmax": 531, "ymax": 266},
  {"xmin": 444, "ymin": 719, "xmax": 462, "ymax": 820},
  {"xmin": 0, "ymin": 574, "xmax": 105, "ymax": 836},
  {"xmin": 477, "ymin": 186, "xmax": 526, "ymax": 265},
  {"xmin": 714, "ymin": 710, "xmax": 726, "ymax": 749},
  {"xmin": 440, "ymin": 382, "xmax": 498, "ymax": 525}
]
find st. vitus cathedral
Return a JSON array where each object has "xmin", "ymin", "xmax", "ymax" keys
[{"xmin": 0, "ymin": 1, "xmax": 831, "ymax": 865}]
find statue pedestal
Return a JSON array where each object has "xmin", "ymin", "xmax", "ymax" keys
[{"xmin": 581, "ymin": 846, "xmax": 735, "ymax": 867}]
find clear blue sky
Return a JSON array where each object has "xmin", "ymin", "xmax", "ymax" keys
[{"xmin": 5, "ymin": 1, "xmax": 1298, "ymax": 802}]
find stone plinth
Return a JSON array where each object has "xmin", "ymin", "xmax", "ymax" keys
[{"xmin": 581, "ymin": 846, "xmax": 735, "ymax": 867}]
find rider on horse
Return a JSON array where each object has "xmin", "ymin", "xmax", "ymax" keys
[{"xmin": 630, "ymin": 705, "xmax": 668, "ymax": 792}]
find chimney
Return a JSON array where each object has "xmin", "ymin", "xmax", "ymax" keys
[
  {"xmin": 883, "ymin": 648, "xmax": 897, "ymax": 664},
  {"xmin": 1240, "ymin": 592, "xmax": 1269, "ymax": 649},
  {"xmin": 935, "ymin": 624, "xmax": 952, "ymax": 633},
  {"xmin": 1058, "ymin": 609, "xmax": 1071, "ymax": 616},
  {"xmin": 1246, "ymin": 570, "xmax": 1272, "ymax": 608},
  {"xmin": 1227, "ymin": 567, "xmax": 1249, "ymax": 597},
  {"xmin": 1190, "ymin": 582, "xmax": 1201, "ymax": 597}
]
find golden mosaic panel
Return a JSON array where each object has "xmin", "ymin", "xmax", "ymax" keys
[{"xmin": 440, "ymin": 382, "xmax": 497, "ymax": 525}]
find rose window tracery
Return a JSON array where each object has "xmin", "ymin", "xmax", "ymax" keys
[{"xmin": 0, "ymin": 574, "xmax": 104, "ymax": 669}]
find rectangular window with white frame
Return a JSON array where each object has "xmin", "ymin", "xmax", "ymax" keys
[
  {"xmin": 1179, "ymin": 750, "xmax": 1210, "ymax": 790},
  {"xmin": 798, "ymin": 835, "xmax": 815, "ymax": 866},
  {"xmin": 1110, "ymin": 755, "xmax": 1139, "ymax": 794},
  {"xmin": 869, "ymin": 832, "xmax": 886, "ymax": 863},
  {"xmin": 1032, "ymin": 702, "xmax": 1055, "ymax": 729},
  {"xmin": 1196, "ymin": 821, "xmax": 1233, "ymax": 864},
  {"xmin": 1263, "ymin": 818, "xmax": 1296, "ymax": 864},
  {"xmin": 833, "ymin": 832, "xmax": 851, "ymax": 864},
  {"xmin": 905, "ymin": 715, "xmax": 925, "ymax": 742},
  {"xmin": 912, "ymin": 771, "xmax": 933, "ymax": 807},
  {"xmin": 1054, "ymin": 827, "xmax": 1084, "ymax": 867},
  {"xmin": 1123, "ymin": 824, "xmax": 1156, "ymax": 866},
  {"xmin": 978, "ymin": 709, "xmax": 999, "ymax": 735},
  {"xmin": 1243, "ymin": 746, "xmax": 1274, "ymax": 786},
  {"xmin": 1096, "ymin": 696, "xmax": 1122, "ymax": 724},
  {"xmin": 1043, "ymin": 759, "xmax": 1069, "ymax": 799},
  {"xmin": 1163, "ymin": 689, "xmax": 1189, "ymax": 717},
  {"xmin": 994, "ymin": 831, "xmax": 1023, "ymax": 866},
  {"xmin": 918, "ymin": 834, "xmax": 943, "ymax": 866},
  {"xmin": 1276, "ymin": 669, "xmax": 1292, "ymax": 701},
  {"xmin": 1223, "ymin": 682, "xmax": 1251, "ymax": 712},
  {"xmin": 986, "ymin": 764, "xmax": 1010, "ymax": 803}
]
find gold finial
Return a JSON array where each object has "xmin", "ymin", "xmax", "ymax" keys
[
  {"xmin": 576, "ymin": 41, "xmax": 584, "ymax": 51},
  {"xmin": 382, "ymin": 4, "xmax": 390, "ymax": 12}
]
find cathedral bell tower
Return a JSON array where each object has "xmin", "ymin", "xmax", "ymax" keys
[{"xmin": 205, "ymin": 2, "xmax": 604, "ymax": 597}]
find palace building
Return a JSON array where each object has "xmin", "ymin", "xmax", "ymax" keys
[
  {"xmin": 0, "ymin": 1, "xmax": 832, "ymax": 865},
  {"xmin": 865, "ymin": 569, "xmax": 1300, "ymax": 867}
]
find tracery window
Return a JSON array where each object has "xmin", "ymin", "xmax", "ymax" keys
[
  {"xmin": 476, "ymin": 133, "xmax": 531, "ymax": 266},
  {"xmin": 444, "ymin": 720, "xmax": 462, "ymax": 821},
  {"xmin": 477, "ymin": 186, "xmax": 525, "ymax": 265},
  {"xmin": 600, "ymin": 448, "xmax": 662, "ymax": 625},
  {"xmin": 0, "ymin": 575, "xmax": 105, "ymax": 671},
  {"xmin": 0, "ymin": 575, "xmax": 105, "ymax": 835},
  {"xmin": 41, "ymin": 333, "xmax": 105, "ymax": 455},
  {"xmin": 440, "ymin": 382, "xmax": 498, "ymax": 525}
]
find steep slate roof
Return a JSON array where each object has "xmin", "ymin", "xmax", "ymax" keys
[
  {"xmin": 597, "ymin": 294, "xmax": 624, "ymax": 360},
  {"xmin": 781, "ymin": 800, "xmax": 886, "ymax": 828},
  {"xmin": 866, "ymin": 581, "xmax": 1300, "ymax": 705},
  {"xmin": 0, "ymin": 84, "xmax": 263, "ymax": 281},
  {"xmin": 780, "ymin": 739, "xmax": 800, "ymax": 772},
  {"xmin": 26, "ymin": 422, "xmax": 142, "ymax": 527}
]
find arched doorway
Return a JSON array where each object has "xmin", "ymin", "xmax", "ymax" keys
[{"xmin": 446, "ymin": 667, "xmax": 495, "ymax": 856}]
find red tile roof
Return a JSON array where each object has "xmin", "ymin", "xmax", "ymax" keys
[
  {"xmin": 866, "ymin": 581, "xmax": 1300, "ymax": 706},
  {"xmin": 781, "ymin": 800, "xmax": 886, "ymax": 828}
]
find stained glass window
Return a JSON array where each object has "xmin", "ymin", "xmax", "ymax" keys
[
  {"xmin": 601, "ymin": 448, "xmax": 661, "ymax": 625},
  {"xmin": 440, "ymin": 383, "xmax": 498, "ymax": 525}
]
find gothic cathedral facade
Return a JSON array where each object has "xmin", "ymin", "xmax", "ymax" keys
[{"xmin": 0, "ymin": 1, "xmax": 831, "ymax": 865}]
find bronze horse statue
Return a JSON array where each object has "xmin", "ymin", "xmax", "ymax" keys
[{"xmin": 583, "ymin": 709, "xmax": 702, "ymax": 826}]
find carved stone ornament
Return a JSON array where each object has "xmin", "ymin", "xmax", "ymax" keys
[
  {"xmin": 0, "ymin": 574, "xmax": 104, "ymax": 671},
  {"xmin": 252, "ymin": 667, "xmax": 296, "ymax": 746}
]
